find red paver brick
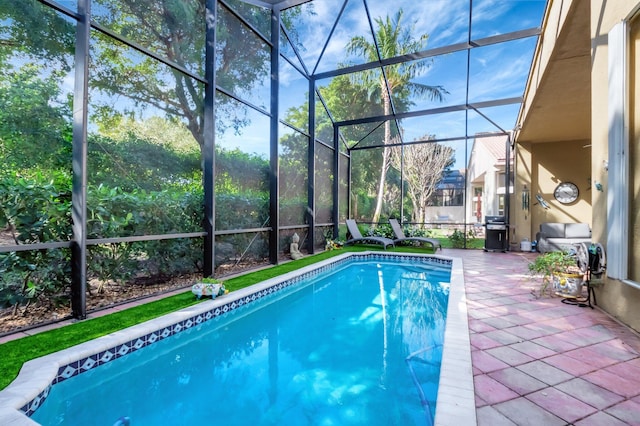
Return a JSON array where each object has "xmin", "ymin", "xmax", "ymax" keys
[
  {"xmin": 482, "ymin": 316, "xmax": 520, "ymax": 330},
  {"xmin": 485, "ymin": 346, "xmax": 535, "ymax": 366},
  {"xmin": 604, "ymin": 399, "xmax": 640, "ymax": 425},
  {"xmin": 516, "ymin": 360, "xmax": 574, "ymax": 386},
  {"xmin": 493, "ymin": 397, "xmax": 566, "ymax": 426},
  {"xmin": 564, "ymin": 346, "xmax": 624, "ymax": 369},
  {"xmin": 587, "ymin": 340, "xmax": 639, "ymax": 362},
  {"xmin": 474, "ymin": 374, "xmax": 519, "ymax": 405},
  {"xmin": 482, "ymin": 329, "xmax": 523, "ymax": 345},
  {"xmin": 469, "ymin": 318, "xmax": 497, "ymax": 333},
  {"xmin": 471, "ymin": 333, "xmax": 503, "ymax": 350},
  {"xmin": 575, "ymin": 411, "xmax": 632, "ymax": 426},
  {"xmin": 526, "ymin": 387, "xmax": 598, "ymax": 424},
  {"xmin": 488, "ymin": 367, "xmax": 548, "ymax": 394},
  {"xmin": 542, "ymin": 353, "xmax": 598, "ymax": 376},
  {"xmin": 504, "ymin": 325, "xmax": 549, "ymax": 340},
  {"xmin": 509, "ymin": 341, "xmax": 557, "ymax": 359},
  {"xmin": 556, "ymin": 378, "xmax": 625, "ymax": 410},
  {"xmin": 531, "ymin": 334, "xmax": 579, "ymax": 352},
  {"xmin": 476, "ymin": 405, "xmax": 518, "ymax": 426},
  {"xmin": 583, "ymin": 369, "xmax": 640, "ymax": 398},
  {"xmin": 472, "ymin": 350, "xmax": 510, "ymax": 373}
]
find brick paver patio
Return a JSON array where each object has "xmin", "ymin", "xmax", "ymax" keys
[{"xmin": 453, "ymin": 248, "xmax": 640, "ymax": 426}]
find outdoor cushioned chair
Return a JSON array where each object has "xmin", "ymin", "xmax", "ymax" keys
[
  {"xmin": 389, "ymin": 218, "xmax": 442, "ymax": 251},
  {"xmin": 345, "ymin": 219, "xmax": 395, "ymax": 250}
]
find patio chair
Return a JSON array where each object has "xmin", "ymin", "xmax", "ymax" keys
[
  {"xmin": 389, "ymin": 218, "xmax": 442, "ymax": 251},
  {"xmin": 345, "ymin": 219, "xmax": 395, "ymax": 250}
]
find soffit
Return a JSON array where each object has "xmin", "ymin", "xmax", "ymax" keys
[{"xmin": 516, "ymin": 0, "xmax": 591, "ymax": 144}]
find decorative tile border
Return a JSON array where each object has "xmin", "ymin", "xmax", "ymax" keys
[{"xmin": 5, "ymin": 252, "xmax": 454, "ymax": 423}]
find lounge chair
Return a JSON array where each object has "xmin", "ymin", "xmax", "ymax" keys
[
  {"xmin": 345, "ymin": 219, "xmax": 395, "ymax": 250},
  {"xmin": 389, "ymin": 218, "xmax": 442, "ymax": 251}
]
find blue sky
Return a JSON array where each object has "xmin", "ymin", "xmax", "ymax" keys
[{"xmin": 219, "ymin": 0, "xmax": 548, "ymax": 168}]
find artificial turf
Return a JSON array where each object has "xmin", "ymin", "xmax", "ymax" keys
[{"xmin": 0, "ymin": 244, "xmax": 434, "ymax": 390}]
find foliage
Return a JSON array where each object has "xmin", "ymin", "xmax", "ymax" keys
[
  {"xmin": 0, "ymin": 250, "xmax": 71, "ymax": 312},
  {"xmin": 0, "ymin": 0, "xmax": 75, "ymax": 65},
  {"xmin": 367, "ymin": 223, "xmax": 394, "ymax": 239},
  {"xmin": 324, "ymin": 240, "xmax": 344, "ymax": 251},
  {"xmin": 448, "ymin": 229, "xmax": 478, "ymax": 249},
  {"xmin": 528, "ymin": 251, "xmax": 580, "ymax": 297},
  {"xmin": 0, "ymin": 64, "xmax": 72, "ymax": 171},
  {"xmin": 390, "ymin": 136, "xmax": 455, "ymax": 225},
  {"xmin": 345, "ymin": 9, "xmax": 448, "ymax": 224},
  {"xmin": 404, "ymin": 225, "xmax": 436, "ymax": 239},
  {"xmin": 0, "ymin": 169, "xmax": 72, "ymax": 241}
]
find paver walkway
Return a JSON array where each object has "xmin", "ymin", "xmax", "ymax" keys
[{"xmin": 450, "ymin": 248, "xmax": 640, "ymax": 426}]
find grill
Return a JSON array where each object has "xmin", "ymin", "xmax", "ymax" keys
[{"xmin": 484, "ymin": 215, "xmax": 507, "ymax": 251}]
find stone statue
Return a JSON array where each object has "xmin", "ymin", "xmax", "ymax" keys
[{"xmin": 290, "ymin": 232, "xmax": 303, "ymax": 260}]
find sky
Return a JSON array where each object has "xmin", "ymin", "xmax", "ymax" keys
[{"xmin": 216, "ymin": 0, "xmax": 548, "ymax": 168}]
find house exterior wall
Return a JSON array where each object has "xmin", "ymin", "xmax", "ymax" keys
[
  {"xmin": 513, "ymin": 142, "xmax": 533, "ymax": 244},
  {"xmin": 465, "ymin": 136, "xmax": 510, "ymax": 225},
  {"xmin": 591, "ymin": 0, "xmax": 640, "ymax": 332},
  {"xmin": 515, "ymin": 0, "xmax": 640, "ymax": 332},
  {"xmin": 514, "ymin": 140, "xmax": 591, "ymax": 243}
]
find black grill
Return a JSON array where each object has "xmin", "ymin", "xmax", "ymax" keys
[{"xmin": 484, "ymin": 216, "xmax": 507, "ymax": 251}]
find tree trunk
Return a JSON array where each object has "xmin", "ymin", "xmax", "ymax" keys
[{"xmin": 371, "ymin": 83, "xmax": 392, "ymax": 226}]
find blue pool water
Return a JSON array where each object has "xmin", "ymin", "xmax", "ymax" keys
[{"xmin": 32, "ymin": 259, "xmax": 450, "ymax": 425}]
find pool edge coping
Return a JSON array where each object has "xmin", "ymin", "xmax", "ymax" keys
[
  {"xmin": 434, "ymin": 256, "xmax": 477, "ymax": 426},
  {"xmin": 0, "ymin": 252, "xmax": 474, "ymax": 426}
]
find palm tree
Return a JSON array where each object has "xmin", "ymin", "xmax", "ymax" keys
[{"xmin": 346, "ymin": 9, "xmax": 447, "ymax": 225}]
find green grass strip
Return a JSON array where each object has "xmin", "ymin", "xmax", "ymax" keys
[{"xmin": 0, "ymin": 245, "xmax": 432, "ymax": 390}]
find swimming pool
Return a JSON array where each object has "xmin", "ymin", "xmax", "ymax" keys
[{"xmin": 0, "ymin": 252, "xmax": 475, "ymax": 425}]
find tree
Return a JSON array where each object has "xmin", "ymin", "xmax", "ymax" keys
[
  {"xmin": 390, "ymin": 136, "xmax": 454, "ymax": 225},
  {"xmin": 345, "ymin": 9, "xmax": 447, "ymax": 225}
]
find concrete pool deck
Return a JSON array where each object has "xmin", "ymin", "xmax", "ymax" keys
[{"xmin": 2, "ymin": 249, "xmax": 640, "ymax": 425}]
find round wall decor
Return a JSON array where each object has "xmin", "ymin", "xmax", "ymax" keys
[{"xmin": 553, "ymin": 182, "xmax": 579, "ymax": 204}]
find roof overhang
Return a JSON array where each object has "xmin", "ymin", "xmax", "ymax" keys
[{"xmin": 515, "ymin": 0, "xmax": 591, "ymax": 144}]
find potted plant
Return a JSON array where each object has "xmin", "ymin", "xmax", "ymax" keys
[
  {"xmin": 528, "ymin": 250, "xmax": 584, "ymax": 298},
  {"xmin": 191, "ymin": 277, "xmax": 227, "ymax": 299}
]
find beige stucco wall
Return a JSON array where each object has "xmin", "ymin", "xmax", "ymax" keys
[
  {"xmin": 514, "ymin": 140, "xmax": 591, "ymax": 244},
  {"xmin": 512, "ymin": 142, "xmax": 533, "ymax": 244},
  {"xmin": 590, "ymin": 0, "xmax": 640, "ymax": 332},
  {"xmin": 513, "ymin": 0, "xmax": 640, "ymax": 332}
]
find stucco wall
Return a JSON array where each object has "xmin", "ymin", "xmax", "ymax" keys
[
  {"xmin": 514, "ymin": 140, "xmax": 591, "ymax": 242},
  {"xmin": 590, "ymin": 0, "xmax": 640, "ymax": 333}
]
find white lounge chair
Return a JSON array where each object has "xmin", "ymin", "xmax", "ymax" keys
[
  {"xmin": 345, "ymin": 219, "xmax": 395, "ymax": 250},
  {"xmin": 389, "ymin": 218, "xmax": 441, "ymax": 251}
]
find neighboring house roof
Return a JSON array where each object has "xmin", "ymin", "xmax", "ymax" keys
[{"xmin": 482, "ymin": 135, "xmax": 509, "ymax": 164}]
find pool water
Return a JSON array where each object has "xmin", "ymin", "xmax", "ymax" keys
[{"xmin": 32, "ymin": 260, "xmax": 450, "ymax": 426}]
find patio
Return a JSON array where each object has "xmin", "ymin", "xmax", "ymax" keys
[{"xmin": 457, "ymin": 248, "xmax": 640, "ymax": 425}]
